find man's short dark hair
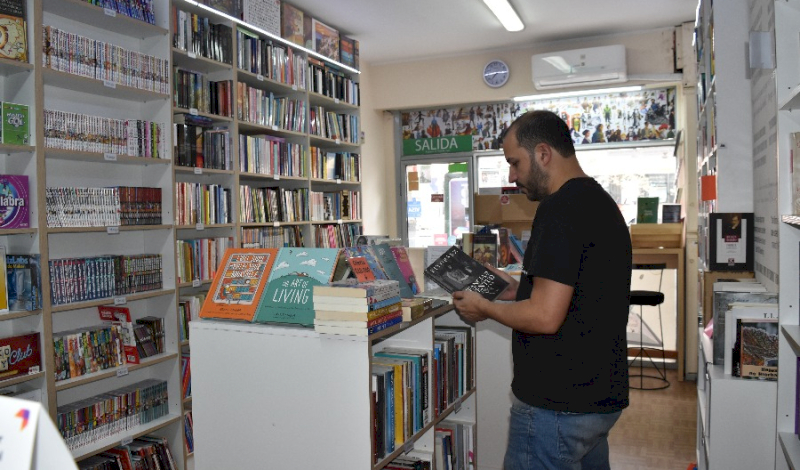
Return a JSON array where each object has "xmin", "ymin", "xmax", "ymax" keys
[{"xmin": 502, "ymin": 110, "xmax": 576, "ymax": 158}]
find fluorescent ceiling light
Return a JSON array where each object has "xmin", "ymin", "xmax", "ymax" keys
[
  {"xmin": 483, "ymin": 0, "xmax": 524, "ymax": 32},
  {"xmin": 513, "ymin": 85, "xmax": 643, "ymax": 102}
]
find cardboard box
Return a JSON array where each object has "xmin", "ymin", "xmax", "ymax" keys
[
  {"xmin": 699, "ymin": 269, "xmax": 754, "ymax": 326},
  {"xmin": 473, "ymin": 194, "xmax": 537, "ymax": 238},
  {"xmin": 630, "ymin": 222, "xmax": 683, "ymax": 248}
]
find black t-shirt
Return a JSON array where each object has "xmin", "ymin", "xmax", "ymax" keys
[{"xmin": 512, "ymin": 177, "xmax": 632, "ymax": 413}]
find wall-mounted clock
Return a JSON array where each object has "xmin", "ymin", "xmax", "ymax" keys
[{"xmin": 483, "ymin": 59, "xmax": 510, "ymax": 88}]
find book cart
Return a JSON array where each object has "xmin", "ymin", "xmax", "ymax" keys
[{"xmin": 190, "ymin": 304, "xmax": 477, "ymax": 469}]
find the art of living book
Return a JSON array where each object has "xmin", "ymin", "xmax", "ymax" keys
[
  {"xmin": 0, "ymin": 174, "xmax": 28, "ymax": 229},
  {"xmin": 424, "ymin": 246, "xmax": 509, "ymax": 300},
  {"xmin": 199, "ymin": 248, "xmax": 277, "ymax": 321},
  {"xmin": 253, "ymin": 247, "xmax": 341, "ymax": 326}
]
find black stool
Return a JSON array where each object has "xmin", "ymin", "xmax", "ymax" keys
[{"xmin": 628, "ymin": 263, "xmax": 670, "ymax": 390}]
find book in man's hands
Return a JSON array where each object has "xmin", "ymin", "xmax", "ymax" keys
[{"xmin": 423, "ymin": 246, "xmax": 509, "ymax": 300}]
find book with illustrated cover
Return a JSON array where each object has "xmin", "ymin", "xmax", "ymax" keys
[
  {"xmin": 281, "ymin": 2, "xmax": 304, "ymax": 46},
  {"xmin": 424, "ymin": 246, "xmax": 509, "ymax": 300},
  {"xmin": 98, "ymin": 305, "xmax": 140, "ymax": 365},
  {"xmin": 0, "ymin": 174, "xmax": 28, "ymax": 228},
  {"xmin": 471, "ymin": 233, "xmax": 498, "ymax": 267},
  {"xmin": 736, "ymin": 317, "xmax": 778, "ymax": 380},
  {"xmin": 636, "ymin": 197, "xmax": 659, "ymax": 223},
  {"xmin": 0, "ymin": 0, "xmax": 26, "ymax": 62},
  {"xmin": 312, "ymin": 18, "xmax": 339, "ymax": 61},
  {"xmin": 345, "ymin": 245, "xmax": 388, "ymax": 280},
  {"xmin": 340, "ymin": 35, "xmax": 355, "ymax": 68},
  {"xmin": 390, "ymin": 246, "xmax": 420, "ymax": 296},
  {"xmin": 199, "ymin": 248, "xmax": 278, "ymax": 321},
  {"xmin": 0, "ymin": 332, "xmax": 40, "ymax": 381},
  {"xmin": 370, "ymin": 244, "xmax": 415, "ymax": 299},
  {"xmin": 253, "ymin": 247, "xmax": 341, "ymax": 326},
  {"xmin": 2, "ymin": 102, "xmax": 29, "ymax": 145},
  {"xmin": 6, "ymin": 253, "xmax": 40, "ymax": 311},
  {"xmin": 349, "ymin": 256, "xmax": 376, "ymax": 282}
]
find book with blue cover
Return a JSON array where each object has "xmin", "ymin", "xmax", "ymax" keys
[
  {"xmin": 345, "ymin": 245, "xmax": 388, "ymax": 280},
  {"xmin": 254, "ymin": 247, "xmax": 341, "ymax": 326},
  {"xmin": 370, "ymin": 244, "xmax": 415, "ymax": 299}
]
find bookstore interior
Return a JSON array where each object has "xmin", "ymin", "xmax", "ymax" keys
[{"xmin": 0, "ymin": 0, "xmax": 797, "ymax": 469}]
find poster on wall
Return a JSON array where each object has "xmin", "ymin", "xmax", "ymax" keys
[{"xmin": 400, "ymin": 87, "xmax": 677, "ymax": 156}]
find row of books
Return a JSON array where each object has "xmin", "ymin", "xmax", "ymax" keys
[
  {"xmin": 57, "ymin": 379, "xmax": 169, "ymax": 450},
  {"xmin": 236, "ymin": 83, "xmax": 306, "ymax": 132},
  {"xmin": 177, "ymin": 237, "xmax": 233, "ymax": 284},
  {"xmin": 86, "ymin": 0, "xmax": 157, "ymax": 25},
  {"xmin": 173, "ymin": 7, "xmax": 234, "ymax": 64},
  {"xmin": 42, "ymin": 26, "xmax": 170, "ymax": 94},
  {"xmin": 184, "ymin": 410, "xmax": 194, "ymax": 455},
  {"xmin": 175, "ymin": 182, "xmax": 232, "ymax": 226},
  {"xmin": 313, "ymin": 222, "xmax": 361, "ymax": 248},
  {"xmin": 310, "ymin": 189, "xmax": 360, "ymax": 222},
  {"xmin": 178, "ymin": 294, "xmax": 203, "ymax": 342},
  {"xmin": 135, "ymin": 316, "xmax": 165, "ymax": 359},
  {"xmin": 239, "ymin": 134, "xmax": 306, "ymax": 177},
  {"xmin": 344, "ymin": 245, "xmax": 418, "ymax": 298},
  {"xmin": 181, "ymin": 353, "xmax": 191, "ymax": 399},
  {"xmin": 307, "ymin": 57, "xmax": 360, "ymax": 105},
  {"xmin": 241, "ymin": 225, "xmax": 304, "ymax": 248},
  {"xmin": 173, "ymin": 70, "xmax": 233, "ymax": 117},
  {"xmin": 49, "ymin": 254, "xmax": 163, "ymax": 306},
  {"xmin": 43, "ymin": 109, "xmax": 166, "ymax": 158},
  {"xmin": 238, "ymin": 185, "xmax": 308, "ymax": 224},
  {"xmin": 0, "ymin": 102, "xmax": 29, "ymax": 145},
  {"xmin": 313, "ymin": 279, "xmax": 403, "ymax": 336},
  {"xmin": 278, "ymin": 3, "xmax": 360, "ymax": 69},
  {"xmin": 46, "ymin": 186, "xmax": 163, "ymax": 228},
  {"xmin": 432, "ymin": 421, "xmax": 474, "ymax": 470},
  {"xmin": 174, "ymin": 114, "xmax": 232, "ymax": 170},
  {"xmin": 236, "ymin": 28, "xmax": 307, "ymax": 88},
  {"xmin": 309, "ymin": 148, "xmax": 361, "ymax": 182},
  {"xmin": 77, "ymin": 435, "xmax": 177, "ymax": 470},
  {"xmin": 309, "ymin": 106, "xmax": 359, "ymax": 143}
]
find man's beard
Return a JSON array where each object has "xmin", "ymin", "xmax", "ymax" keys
[{"xmin": 522, "ymin": 161, "xmax": 549, "ymax": 201}]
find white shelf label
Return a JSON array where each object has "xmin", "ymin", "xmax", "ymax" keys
[
  {"xmin": 194, "ymin": 167, "xmax": 203, "ymax": 175},
  {"xmin": 116, "ymin": 366, "xmax": 129, "ymax": 377},
  {"xmin": 104, "ymin": 153, "xmax": 118, "ymax": 161},
  {"xmin": 106, "ymin": 226, "xmax": 120, "ymax": 234},
  {"xmin": 120, "ymin": 437, "xmax": 133, "ymax": 446},
  {"xmin": 337, "ymin": 219, "xmax": 343, "ymax": 225},
  {"xmin": 273, "ymin": 221, "xmax": 280, "ymax": 227},
  {"xmin": 103, "ymin": 80, "xmax": 116, "ymax": 89},
  {"xmin": 335, "ymin": 139, "xmax": 341, "ymax": 145},
  {"xmin": 104, "ymin": 8, "xmax": 117, "ymax": 17},
  {"xmin": 257, "ymin": 74, "xmax": 264, "ymax": 81},
  {"xmin": 192, "ymin": 279, "xmax": 201, "ymax": 288},
  {"xmin": 114, "ymin": 297, "xmax": 127, "ymax": 306},
  {"xmin": 188, "ymin": 52, "xmax": 197, "ymax": 59},
  {"xmin": 336, "ymin": 179, "xmax": 341, "ymax": 185},
  {"xmin": 273, "ymin": 175, "xmax": 280, "ymax": 180},
  {"xmin": 28, "ymin": 365, "xmax": 40, "ymax": 374},
  {"xmin": 403, "ymin": 440, "xmax": 414, "ymax": 454},
  {"xmin": 292, "ymin": 85, "xmax": 298, "ymax": 91},
  {"xmin": 189, "ymin": 108, "xmax": 199, "ymax": 116},
  {"xmin": 196, "ymin": 223, "xmax": 205, "ymax": 231},
  {"xmin": 454, "ymin": 397, "xmax": 462, "ymax": 413},
  {"xmin": 334, "ymin": 98, "xmax": 340, "ymax": 104},
  {"xmin": 272, "ymin": 125, "xmax": 278, "ymax": 131}
]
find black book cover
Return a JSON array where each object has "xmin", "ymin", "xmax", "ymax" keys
[{"xmin": 424, "ymin": 246, "xmax": 509, "ymax": 300}]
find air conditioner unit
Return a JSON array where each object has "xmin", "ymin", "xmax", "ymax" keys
[{"xmin": 531, "ymin": 45, "xmax": 627, "ymax": 90}]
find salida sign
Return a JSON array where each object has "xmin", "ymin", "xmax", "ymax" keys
[{"xmin": 403, "ymin": 135, "xmax": 472, "ymax": 156}]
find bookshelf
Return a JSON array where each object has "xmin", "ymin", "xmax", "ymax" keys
[{"xmin": 190, "ymin": 305, "xmax": 476, "ymax": 470}]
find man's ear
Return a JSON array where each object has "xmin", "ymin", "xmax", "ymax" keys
[{"xmin": 536, "ymin": 143, "xmax": 553, "ymax": 167}]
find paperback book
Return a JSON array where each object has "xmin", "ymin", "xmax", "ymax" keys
[
  {"xmin": 97, "ymin": 305, "xmax": 139, "ymax": 364},
  {"xmin": 0, "ymin": 174, "xmax": 28, "ymax": 228},
  {"xmin": 424, "ymin": 246, "xmax": 509, "ymax": 300},
  {"xmin": 471, "ymin": 233, "xmax": 498, "ymax": 267},
  {"xmin": 0, "ymin": 0, "xmax": 26, "ymax": 62},
  {"xmin": 253, "ymin": 247, "xmax": 341, "ymax": 326},
  {"xmin": 2, "ymin": 102, "xmax": 29, "ymax": 145},
  {"xmin": 390, "ymin": 246, "xmax": 420, "ymax": 296},
  {"xmin": 199, "ymin": 248, "xmax": 278, "ymax": 321},
  {"xmin": 6, "ymin": 253, "xmax": 41, "ymax": 311},
  {"xmin": 371, "ymin": 244, "xmax": 415, "ymax": 299}
]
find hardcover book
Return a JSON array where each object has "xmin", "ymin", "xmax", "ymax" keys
[
  {"xmin": 340, "ymin": 35, "xmax": 355, "ymax": 68},
  {"xmin": 253, "ymin": 247, "xmax": 341, "ymax": 326},
  {"xmin": 199, "ymin": 248, "xmax": 278, "ymax": 321},
  {"xmin": 281, "ymin": 2, "xmax": 304, "ymax": 46},
  {"xmin": 241, "ymin": 0, "xmax": 280, "ymax": 35},
  {"xmin": 736, "ymin": 317, "xmax": 778, "ymax": 380},
  {"xmin": 0, "ymin": 174, "xmax": 28, "ymax": 228},
  {"xmin": 312, "ymin": 18, "xmax": 339, "ymax": 61},
  {"xmin": 424, "ymin": 246, "xmax": 509, "ymax": 300},
  {"xmin": 636, "ymin": 197, "xmax": 659, "ymax": 223},
  {"xmin": 98, "ymin": 305, "xmax": 139, "ymax": 364},
  {"xmin": 2, "ymin": 102, "xmax": 29, "ymax": 145},
  {"xmin": 6, "ymin": 253, "xmax": 40, "ymax": 311},
  {"xmin": 0, "ymin": 0, "xmax": 26, "ymax": 62}
]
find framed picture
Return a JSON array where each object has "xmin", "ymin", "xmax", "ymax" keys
[{"xmin": 708, "ymin": 212, "xmax": 754, "ymax": 271}]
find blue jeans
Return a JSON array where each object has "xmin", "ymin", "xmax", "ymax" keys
[{"xmin": 504, "ymin": 396, "xmax": 622, "ymax": 470}]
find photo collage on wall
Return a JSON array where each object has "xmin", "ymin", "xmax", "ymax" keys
[{"xmin": 401, "ymin": 87, "xmax": 677, "ymax": 154}]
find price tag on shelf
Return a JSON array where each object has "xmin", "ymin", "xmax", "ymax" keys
[
  {"xmin": 403, "ymin": 439, "xmax": 414, "ymax": 454},
  {"xmin": 188, "ymin": 51, "xmax": 197, "ymax": 59},
  {"xmin": 120, "ymin": 437, "xmax": 133, "ymax": 446},
  {"xmin": 454, "ymin": 397, "xmax": 462, "ymax": 413},
  {"xmin": 196, "ymin": 223, "xmax": 205, "ymax": 231},
  {"xmin": 334, "ymin": 98, "xmax": 340, "ymax": 104},
  {"xmin": 273, "ymin": 221, "xmax": 280, "ymax": 227},
  {"xmin": 104, "ymin": 153, "xmax": 118, "ymax": 161},
  {"xmin": 103, "ymin": 8, "xmax": 117, "ymax": 17},
  {"xmin": 273, "ymin": 175, "xmax": 280, "ymax": 180},
  {"xmin": 114, "ymin": 297, "xmax": 127, "ymax": 306},
  {"xmin": 272, "ymin": 125, "xmax": 278, "ymax": 131},
  {"xmin": 257, "ymin": 74, "xmax": 264, "ymax": 81},
  {"xmin": 192, "ymin": 279, "xmax": 201, "ymax": 288},
  {"xmin": 106, "ymin": 226, "xmax": 119, "ymax": 235},
  {"xmin": 194, "ymin": 167, "xmax": 203, "ymax": 175},
  {"xmin": 189, "ymin": 108, "xmax": 199, "ymax": 116},
  {"xmin": 335, "ymin": 139, "xmax": 341, "ymax": 145},
  {"xmin": 337, "ymin": 219, "xmax": 343, "ymax": 225},
  {"xmin": 29, "ymin": 366, "xmax": 40, "ymax": 374},
  {"xmin": 103, "ymin": 80, "xmax": 117, "ymax": 89},
  {"xmin": 292, "ymin": 85, "xmax": 298, "ymax": 91},
  {"xmin": 116, "ymin": 366, "xmax": 129, "ymax": 377},
  {"xmin": 336, "ymin": 179, "xmax": 341, "ymax": 185}
]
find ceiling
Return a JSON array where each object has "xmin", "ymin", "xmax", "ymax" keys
[{"xmin": 286, "ymin": 0, "xmax": 700, "ymax": 65}]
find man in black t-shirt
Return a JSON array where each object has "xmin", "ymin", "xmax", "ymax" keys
[{"xmin": 453, "ymin": 110, "xmax": 632, "ymax": 470}]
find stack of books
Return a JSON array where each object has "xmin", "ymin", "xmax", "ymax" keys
[{"xmin": 312, "ymin": 279, "xmax": 403, "ymax": 336}]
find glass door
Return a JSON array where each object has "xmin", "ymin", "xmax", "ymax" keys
[{"xmin": 402, "ymin": 160, "xmax": 473, "ymax": 248}]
